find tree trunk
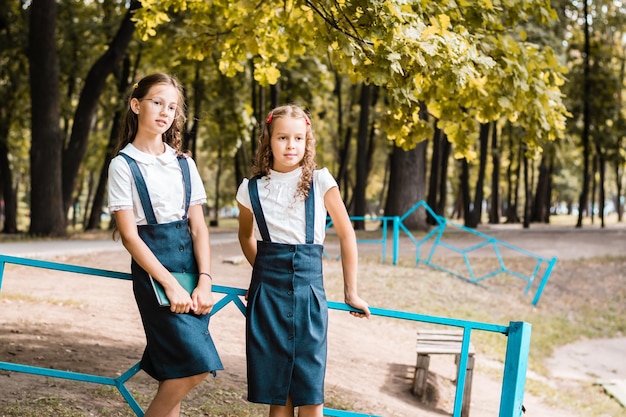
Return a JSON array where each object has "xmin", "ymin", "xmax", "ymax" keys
[
  {"xmin": 61, "ymin": 0, "xmax": 141, "ymax": 216},
  {"xmin": 212, "ymin": 137, "xmax": 223, "ymax": 227},
  {"xmin": 531, "ymin": 154, "xmax": 553, "ymax": 223},
  {"xmin": 614, "ymin": 157, "xmax": 624, "ymax": 222},
  {"xmin": 576, "ymin": 0, "xmax": 591, "ymax": 228},
  {"xmin": 385, "ymin": 142, "xmax": 428, "ymax": 230},
  {"xmin": 426, "ymin": 125, "xmax": 442, "ymax": 224},
  {"xmin": 590, "ymin": 153, "xmax": 597, "ymax": 224},
  {"xmin": 437, "ymin": 134, "xmax": 451, "ymax": 217},
  {"xmin": 336, "ymin": 125, "xmax": 352, "ymax": 202},
  {"xmin": 522, "ymin": 146, "xmax": 531, "ymax": 229},
  {"xmin": 85, "ymin": 58, "xmax": 134, "ymax": 231},
  {"xmin": 460, "ymin": 159, "xmax": 471, "ymax": 223},
  {"xmin": 334, "ymin": 77, "xmax": 357, "ymax": 204},
  {"xmin": 0, "ymin": 108, "xmax": 18, "ymax": 234},
  {"xmin": 505, "ymin": 124, "xmax": 521, "ymax": 223},
  {"xmin": 81, "ymin": 172, "xmax": 95, "ymax": 227},
  {"xmin": 353, "ymin": 83, "xmax": 371, "ymax": 229},
  {"xmin": 488, "ymin": 122, "xmax": 501, "ymax": 224},
  {"xmin": 615, "ymin": 53, "xmax": 625, "ymax": 222},
  {"xmin": 0, "ymin": 131, "xmax": 18, "ymax": 234},
  {"xmin": 596, "ymin": 148, "xmax": 606, "ymax": 228},
  {"xmin": 28, "ymin": 0, "xmax": 66, "ymax": 236},
  {"xmin": 465, "ymin": 123, "xmax": 490, "ymax": 228}
]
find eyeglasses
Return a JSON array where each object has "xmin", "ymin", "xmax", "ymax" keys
[{"xmin": 139, "ymin": 98, "xmax": 179, "ymax": 115}]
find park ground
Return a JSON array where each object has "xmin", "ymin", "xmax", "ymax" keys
[{"xmin": 0, "ymin": 217, "xmax": 625, "ymax": 416}]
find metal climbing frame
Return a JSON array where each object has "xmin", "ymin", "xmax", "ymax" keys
[
  {"xmin": 326, "ymin": 201, "xmax": 556, "ymax": 306},
  {"xmin": 0, "ymin": 254, "xmax": 530, "ymax": 417}
]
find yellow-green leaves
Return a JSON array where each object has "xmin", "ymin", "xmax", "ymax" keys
[
  {"xmin": 130, "ymin": 0, "xmax": 569, "ymax": 158},
  {"xmin": 253, "ymin": 62, "xmax": 281, "ymax": 86}
]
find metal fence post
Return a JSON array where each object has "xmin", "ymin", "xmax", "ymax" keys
[{"xmin": 499, "ymin": 321, "xmax": 532, "ymax": 417}]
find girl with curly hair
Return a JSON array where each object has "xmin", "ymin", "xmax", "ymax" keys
[{"xmin": 236, "ymin": 104, "xmax": 370, "ymax": 417}]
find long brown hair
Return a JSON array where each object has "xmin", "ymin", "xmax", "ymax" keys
[
  {"xmin": 111, "ymin": 73, "xmax": 187, "ymax": 239},
  {"xmin": 113, "ymin": 73, "xmax": 187, "ymax": 156},
  {"xmin": 252, "ymin": 104, "xmax": 317, "ymax": 200}
]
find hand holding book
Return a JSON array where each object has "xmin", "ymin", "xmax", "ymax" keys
[
  {"xmin": 150, "ymin": 272, "xmax": 214, "ymax": 315},
  {"xmin": 150, "ymin": 272, "xmax": 199, "ymax": 307}
]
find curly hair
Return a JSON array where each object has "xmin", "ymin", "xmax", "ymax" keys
[
  {"xmin": 113, "ymin": 73, "xmax": 188, "ymax": 157},
  {"xmin": 251, "ymin": 104, "xmax": 317, "ymax": 200}
]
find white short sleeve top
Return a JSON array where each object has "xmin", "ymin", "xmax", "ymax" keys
[
  {"xmin": 236, "ymin": 167, "xmax": 338, "ymax": 245},
  {"xmin": 107, "ymin": 143, "xmax": 207, "ymax": 225}
]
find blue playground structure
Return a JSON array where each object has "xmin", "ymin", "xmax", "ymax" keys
[
  {"xmin": 0, "ymin": 254, "xmax": 530, "ymax": 417},
  {"xmin": 326, "ymin": 201, "xmax": 556, "ymax": 306}
]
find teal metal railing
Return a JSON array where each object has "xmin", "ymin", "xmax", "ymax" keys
[
  {"xmin": 327, "ymin": 201, "xmax": 556, "ymax": 306},
  {"xmin": 0, "ymin": 254, "xmax": 530, "ymax": 417}
]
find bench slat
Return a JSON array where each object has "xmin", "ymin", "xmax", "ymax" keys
[
  {"xmin": 417, "ymin": 334, "xmax": 465, "ymax": 342},
  {"xmin": 416, "ymin": 330, "xmax": 475, "ymax": 354}
]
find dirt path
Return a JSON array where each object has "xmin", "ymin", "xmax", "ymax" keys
[{"xmin": 0, "ymin": 224, "xmax": 625, "ymax": 416}]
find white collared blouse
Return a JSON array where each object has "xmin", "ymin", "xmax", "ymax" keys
[
  {"xmin": 236, "ymin": 167, "xmax": 338, "ymax": 245},
  {"xmin": 108, "ymin": 143, "xmax": 207, "ymax": 225}
]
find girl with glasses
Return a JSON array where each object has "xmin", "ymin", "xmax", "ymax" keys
[{"xmin": 107, "ymin": 73, "xmax": 222, "ymax": 417}]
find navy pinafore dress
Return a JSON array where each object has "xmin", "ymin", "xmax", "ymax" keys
[
  {"xmin": 246, "ymin": 177, "xmax": 328, "ymax": 407},
  {"xmin": 120, "ymin": 153, "xmax": 223, "ymax": 381}
]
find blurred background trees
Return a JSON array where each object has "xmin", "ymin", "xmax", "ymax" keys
[{"xmin": 0, "ymin": 0, "xmax": 623, "ymax": 237}]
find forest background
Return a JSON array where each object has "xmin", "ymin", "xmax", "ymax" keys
[{"xmin": 0, "ymin": 0, "xmax": 624, "ymax": 237}]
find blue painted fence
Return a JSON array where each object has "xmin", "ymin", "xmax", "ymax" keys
[
  {"xmin": 327, "ymin": 201, "xmax": 556, "ymax": 306},
  {"xmin": 0, "ymin": 254, "xmax": 530, "ymax": 417}
]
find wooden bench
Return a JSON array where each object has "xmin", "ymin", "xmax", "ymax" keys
[{"xmin": 412, "ymin": 329, "xmax": 475, "ymax": 417}]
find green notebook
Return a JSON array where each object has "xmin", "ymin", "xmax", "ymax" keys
[{"xmin": 150, "ymin": 272, "xmax": 199, "ymax": 307}]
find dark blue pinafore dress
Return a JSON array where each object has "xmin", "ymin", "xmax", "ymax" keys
[
  {"xmin": 246, "ymin": 177, "xmax": 328, "ymax": 407},
  {"xmin": 120, "ymin": 153, "xmax": 223, "ymax": 381}
]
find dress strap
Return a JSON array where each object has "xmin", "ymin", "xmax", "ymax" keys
[
  {"xmin": 178, "ymin": 156, "xmax": 192, "ymax": 219},
  {"xmin": 119, "ymin": 153, "xmax": 158, "ymax": 225},
  {"xmin": 248, "ymin": 176, "xmax": 271, "ymax": 242},
  {"xmin": 304, "ymin": 183, "xmax": 314, "ymax": 244},
  {"xmin": 119, "ymin": 153, "xmax": 192, "ymax": 224}
]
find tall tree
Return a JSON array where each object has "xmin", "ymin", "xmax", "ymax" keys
[
  {"xmin": 464, "ymin": 123, "xmax": 490, "ymax": 228},
  {"xmin": 531, "ymin": 152, "xmax": 554, "ymax": 223},
  {"xmin": 576, "ymin": 0, "xmax": 592, "ymax": 227},
  {"xmin": 28, "ymin": 0, "xmax": 65, "ymax": 236},
  {"xmin": 384, "ymin": 103, "xmax": 429, "ymax": 230},
  {"xmin": 0, "ymin": 0, "xmax": 29, "ymax": 233},
  {"xmin": 85, "ymin": 57, "xmax": 135, "ymax": 231},
  {"xmin": 522, "ymin": 144, "xmax": 532, "ymax": 228},
  {"xmin": 488, "ymin": 122, "xmax": 501, "ymax": 224},
  {"xmin": 426, "ymin": 124, "xmax": 451, "ymax": 224},
  {"xmin": 61, "ymin": 0, "xmax": 140, "ymax": 216},
  {"xmin": 384, "ymin": 144, "xmax": 427, "ymax": 230},
  {"xmin": 353, "ymin": 83, "xmax": 372, "ymax": 228}
]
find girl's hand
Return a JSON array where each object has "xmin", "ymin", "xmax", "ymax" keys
[
  {"xmin": 192, "ymin": 277, "xmax": 215, "ymax": 315},
  {"xmin": 345, "ymin": 295, "xmax": 371, "ymax": 319},
  {"xmin": 165, "ymin": 282, "xmax": 194, "ymax": 314}
]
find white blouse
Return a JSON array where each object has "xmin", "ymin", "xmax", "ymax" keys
[
  {"xmin": 236, "ymin": 167, "xmax": 338, "ymax": 245},
  {"xmin": 108, "ymin": 143, "xmax": 207, "ymax": 225}
]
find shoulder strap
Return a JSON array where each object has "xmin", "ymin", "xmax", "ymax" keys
[
  {"xmin": 247, "ymin": 176, "xmax": 271, "ymax": 242},
  {"xmin": 305, "ymin": 182, "xmax": 315, "ymax": 244},
  {"xmin": 119, "ymin": 153, "xmax": 158, "ymax": 225},
  {"xmin": 177, "ymin": 156, "xmax": 192, "ymax": 219}
]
